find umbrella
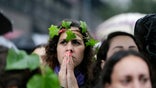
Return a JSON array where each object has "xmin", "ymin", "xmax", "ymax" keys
[{"xmin": 95, "ymin": 13, "xmax": 145, "ymax": 41}]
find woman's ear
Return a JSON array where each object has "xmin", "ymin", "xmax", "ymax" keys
[
  {"xmin": 104, "ymin": 83, "xmax": 111, "ymax": 88},
  {"xmin": 101, "ymin": 60, "xmax": 105, "ymax": 69}
]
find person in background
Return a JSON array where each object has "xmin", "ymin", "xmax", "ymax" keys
[
  {"xmin": 96, "ymin": 50, "xmax": 153, "ymax": 88},
  {"xmin": 92, "ymin": 31, "xmax": 141, "ymax": 87},
  {"xmin": 0, "ymin": 12, "xmax": 17, "ymax": 50},
  {"xmin": 134, "ymin": 13, "xmax": 156, "ymax": 88},
  {"xmin": 32, "ymin": 44, "xmax": 47, "ymax": 65},
  {"xmin": 0, "ymin": 12, "xmax": 37, "ymax": 88},
  {"xmin": 44, "ymin": 19, "xmax": 94, "ymax": 88}
]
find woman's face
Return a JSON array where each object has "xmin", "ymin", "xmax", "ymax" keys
[
  {"xmin": 57, "ymin": 27, "xmax": 85, "ymax": 67},
  {"xmin": 107, "ymin": 55, "xmax": 152, "ymax": 88},
  {"xmin": 107, "ymin": 35, "xmax": 138, "ymax": 59}
]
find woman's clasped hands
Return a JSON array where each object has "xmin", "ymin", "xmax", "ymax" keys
[{"xmin": 59, "ymin": 51, "xmax": 79, "ymax": 88}]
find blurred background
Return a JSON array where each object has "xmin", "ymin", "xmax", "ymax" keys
[{"xmin": 0, "ymin": 0, "xmax": 156, "ymax": 53}]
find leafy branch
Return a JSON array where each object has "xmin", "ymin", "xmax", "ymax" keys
[
  {"xmin": 6, "ymin": 48, "xmax": 60, "ymax": 88},
  {"xmin": 6, "ymin": 48, "xmax": 40, "ymax": 70},
  {"xmin": 27, "ymin": 66, "xmax": 59, "ymax": 88}
]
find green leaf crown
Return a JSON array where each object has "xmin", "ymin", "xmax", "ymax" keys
[{"xmin": 48, "ymin": 20, "xmax": 98, "ymax": 47}]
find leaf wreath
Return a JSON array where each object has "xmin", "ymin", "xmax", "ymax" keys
[
  {"xmin": 6, "ymin": 48, "xmax": 60, "ymax": 88},
  {"xmin": 66, "ymin": 30, "xmax": 76, "ymax": 41},
  {"xmin": 80, "ymin": 21, "xmax": 87, "ymax": 33},
  {"xmin": 61, "ymin": 20, "xmax": 72, "ymax": 29},
  {"xmin": 48, "ymin": 25, "xmax": 59, "ymax": 39},
  {"xmin": 48, "ymin": 20, "xmax": 98, "ymax": 47},
  {"xmin": 85, "ymin": 38, "xmax": 98, "ymax": 47}
]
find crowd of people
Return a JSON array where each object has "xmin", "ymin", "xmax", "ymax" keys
[{"xmin": 1, "ymin": 12, "xmax": 156, "ymax": 88}]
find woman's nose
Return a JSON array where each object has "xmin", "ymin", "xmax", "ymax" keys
[
  {"xmin": 132, "ymin": 80, "xmax": 141, "ymax": 88},
  {"xmin": 66, "ymin": 42, "xmax": 74, "ymax": 52},
  {"xmin": 123, "ymin": 47, "xmax": 129, "ymax": 51}
]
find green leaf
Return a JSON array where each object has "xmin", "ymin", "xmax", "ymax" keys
[
  {"xmin": 62, "ymin": 20, "xmax": 71, "ymax": 29},
  {"xmin": 48, "ymin": 25, "xmax": 59, "ymax": 39},
  {"xmin": 6, "ymin": 48, "xmax": 40, "ymax": 70},
  {"xmin": 66, "ymin": 30, "xmax": 76, "ymax": 41},
  {"xmin": 27, "ymin": 66, "xmax": 60, "ymax": 88},
  {"xmin": 80, "ymin": 21, "xmax": 87, "ymax": 33},
  {"xmin": 85, "ymin": 38, "xmax": 98, "ymax": 47}
]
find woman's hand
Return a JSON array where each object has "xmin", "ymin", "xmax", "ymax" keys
[
  {"xmin": 67, "ymin": 55, "xmax": 79, "ymax": 88},
  {"xmin": 59, "ymin": 52, "xmax": 79, "ymax": 88},
  {"xmin": 59, "ymin": 58, "xmax": 67, "ymax": 88}
]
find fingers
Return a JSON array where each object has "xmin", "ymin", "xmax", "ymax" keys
[
  {"xmin": 59, "ymin": 52, "xmax": 78, "ymax": 88},
  {"xmin": 60, "ymin": 57, "xmax": 67, "ymax": 72},
  {"xmin": 59, "ymin": 58, "xmax": 67, "ymax": 87},
  {"xmin": 67, "ymin": 55, "xmax": 75, "ymax": 71},
  {"xmin": 66, "ymin": 57, "xmax": 79, "ymax": 88},
  {"xmin": 66, "ymin": 51, "xmax": 72, "ymax": 64},
  {"xmin": 67, "ymin": 70, "xmax": 79, "ymax": 88}
]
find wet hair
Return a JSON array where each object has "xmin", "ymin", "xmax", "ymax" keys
[
  {"xmin": 92, "ymin": 31, "xmax": 141, "ymax": 86},
  {"xmin": 45, "ymin": 19, "xmax": 94, "ymax": 83},
  {"xmin": 98, "ymin": 50, "xmax": 153, "ymax": 88}
]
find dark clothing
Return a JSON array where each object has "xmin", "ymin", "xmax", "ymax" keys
[{"xmin": 134, "ymin": 13, "xmax": 156, "ymax": 88}]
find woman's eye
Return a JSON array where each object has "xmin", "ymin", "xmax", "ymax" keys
[
  {"xmin": 129, "ymin": 47, "xmax": 138, "ymax": 51},
  {"xmin": 60, "ymin": 40, "xmax": 67, "ymax": 45},
  {"xmin": 121, "ymin": 78, "xmax": 131, "ymax": 85},
  {"xmin": 140, "ymin": 77, "xmax": 149, "ymax": 83},
  {"xmin": 72, "ymin": 40, "xmax": 81, "ymax": 45}
]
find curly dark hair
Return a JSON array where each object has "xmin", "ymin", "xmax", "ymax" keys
[{"xmin": 45, "ymin": 19, "xmax": 94, "ymax": 84}]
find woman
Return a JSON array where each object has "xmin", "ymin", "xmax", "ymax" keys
[
  {"xmin": 98, "ymin": 50, "xmax": 153, "ymax": 88},
  {"xmin": 98, "ymin": 31, "xmax": 140, "ymax": 63},
  {"xmin": 92, "ymin": 31, "xmax": 141, "ymax": 86},
  {"xmin": 45, "ymin": 19, "xmax": 94, "ymax": 88}
]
